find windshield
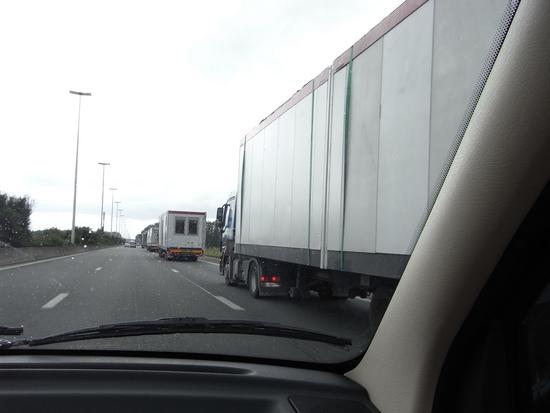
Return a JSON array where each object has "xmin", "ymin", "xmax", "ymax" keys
[{"xmin": 0, "ymin": 0, "xmax": 511, "ymax": 367}]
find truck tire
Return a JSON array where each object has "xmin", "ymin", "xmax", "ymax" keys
[
  {"xmin": 247, "ymin": 260, "xmax": 260, "ymax": 298},
  {"xmin": 288, "ymin": 287, "xmax": 301, "ymax": 300}
]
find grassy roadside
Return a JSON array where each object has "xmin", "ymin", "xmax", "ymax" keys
[
  {"xmin": 204, "ymin": 247, "xmax": 221, "ymax": 258},
  {"xmin": 0, "ymin": 244, "xmax": 117, "ymax": 267}
]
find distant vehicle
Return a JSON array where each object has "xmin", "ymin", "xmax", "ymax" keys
[
  {"xmin": 124, "ymin": 240, "xmax": 136, "ymax": 248},
  {"xmin": 146, "ymin": 225, "xmax": 159, "ymax": 252},
  {"xmin": 158, "ymin": 210, "xmax": 206, "ymax": 261}
]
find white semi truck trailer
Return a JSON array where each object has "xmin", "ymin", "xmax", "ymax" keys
[
  {"xmin": 158, "ymin": 210, "xmax": 206, "ymax": 261},
  {"xmin": 217, "ymin": 0, "xmax": 512, "ymax": 306},
  {"xmin": 146, "ymin": 225, "xmax": 159, "ymax": 252}
]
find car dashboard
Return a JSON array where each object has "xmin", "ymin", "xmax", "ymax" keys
[{"xmin": 0, "ymin": 355, "xmax": 376, "ymax": 412}]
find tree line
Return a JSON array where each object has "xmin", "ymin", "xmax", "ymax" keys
[{"xmin": 1, "ymin": 192, "xmax": 122, "ymax": 248}]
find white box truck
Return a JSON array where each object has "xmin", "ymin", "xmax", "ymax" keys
[
  {"xmin": 217, "ymin": 0, "xmax": 511, "ymax": 309},
  {"xmin": 158, "ymin": 211, "xmax": 206, "ymax": 261},
  {"xmin": 146, "ymin": 225, "xmax": 159, "ymax": 252}
]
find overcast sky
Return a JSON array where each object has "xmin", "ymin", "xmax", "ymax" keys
[{"xmin": 0, "ymin": 0, "xmax": 402, "ymax": 238}]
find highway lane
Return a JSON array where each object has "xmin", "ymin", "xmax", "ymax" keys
[{"xmin": 0, "ymin": 246, "xmax": 372, "ymax": 363}]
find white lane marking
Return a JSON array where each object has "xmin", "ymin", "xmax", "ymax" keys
[
  {"xmin": 41, "ymin": 293, "xmax": 69, "ymax": 309},
  {"xmin": 180, "ymin": 275, "xmax": 245, "ymax": 311},
  {"xmin": 214, "ymin": 295, "xmax": 245, "ymax": 311},
  {"xmin": 171, "ymin": 268, "xmax": 179, "ymax": 273},
  {"xmin": 0, "ymin": 251, "xmax": 94, "ymax": 272},
  {"xmin": 94, "ymin": 267, "xmax": 103, "ymax": 272},
  {"xmin": 198, "ymin": 259, "xmax": 218, "ymax": 266}
]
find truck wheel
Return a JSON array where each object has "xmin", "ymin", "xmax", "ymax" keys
[
  {"xmin": 289, "ymin": 287, "xmax": 301, "ymax": 300},
  {"xmin": 247, "ymin": 260, "xmax": 260, "ymax": 298}
]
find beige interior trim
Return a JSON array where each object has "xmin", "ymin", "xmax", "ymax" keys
[{"xmin": 347, "ymin": 1, "xmax": 550, "ymax": 412}]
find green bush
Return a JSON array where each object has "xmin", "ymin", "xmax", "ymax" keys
[
  {"xmin": 0, "ymin": 192, "xmax": 33, "ymax": 247},
  {"xmin": 31, "ymin": 227, "xmax": 123, "ymax": 247},
  {"xmin": 204, "ymin": 246, "xmax": 221, "ymax": 258}
]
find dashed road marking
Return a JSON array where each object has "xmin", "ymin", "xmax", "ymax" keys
[
  {"xmin": 42, "ymin": 293, "xmax": 69, "ymax": 309},
  {"xmin": 198, "ymin": 259, "xmax": 218, "ymax": 266},
  {"xmin": 171, "ymin": 268, "xmax": 179, "ymax": 273},
  {"xmin": 94, "ymin": 267, "xmax": 103, "ymax": 272},
  {"xmin": 180, "ymin": 275, "xmax": 245, "ymax": 311},
  {"xmin": 213, "ymin": 295, "xmax": 245, "ymax": 311}
]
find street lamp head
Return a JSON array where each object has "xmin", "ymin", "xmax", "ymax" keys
[
  {"xmin": 109, "ymin": 187, "xmax": 117, "ymax": 191},
  {"xmin": 69, "ymin": 90, "xmax": 92, "ymax": 96},
  {"xmin": 98, "ymin": 162, "xmax": 110, "ymax": 166}
]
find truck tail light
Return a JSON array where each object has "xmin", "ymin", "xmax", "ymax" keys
[{"xmin": 260, "ymin": 275, "xmax": 279, "ymax": 285}]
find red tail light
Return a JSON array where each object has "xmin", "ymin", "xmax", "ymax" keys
[
  {"xmin": 271, "ymin": 275, "xmax": 280, "ymax": 282},
  {"xmin": 260, "ymin": 275, "xmax": 268, "ymax": 282}
]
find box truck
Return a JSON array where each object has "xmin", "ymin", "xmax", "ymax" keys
[
  {"xmin": 217, "ymin": 0, "xmax": 509, "ymax": 309},
  {"xmin": 141, "ymin": 230, "xmax": 148, "ymax": 248},
  {"xmin": 146, "ymin": 225, "xmax": 159, "ymax": 252},
  {"xmin": 158, "ymin": 211, "xmax": 206, "ymax": 261}
]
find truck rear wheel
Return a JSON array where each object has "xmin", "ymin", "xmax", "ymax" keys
[
  {"xmin": 288, "ymin": 287, "xmax": 301, "ymax": 300},
  {"xmin": 247, "ymin": 260, "xmax": 260, "ymax": 298}
]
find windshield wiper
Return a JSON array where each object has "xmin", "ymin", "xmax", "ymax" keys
[
  {"xmin": 0, "ymin": 317, "xmax": 351, "ymax": 350},
  {"xmin": 0, "ymin": 325, "xmax": 23, "ymax": 335}
]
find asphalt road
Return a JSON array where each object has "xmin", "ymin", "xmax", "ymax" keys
[{"xmin": 0, "ymin": 246, "xmax": 372, "ymax": 363}]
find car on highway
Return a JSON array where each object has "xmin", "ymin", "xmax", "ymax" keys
[{"xmin": 0, "ymin": 1, "xmax": 549, "ymax": 412}]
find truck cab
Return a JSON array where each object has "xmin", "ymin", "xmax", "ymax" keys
[{"xmin": 217, "ymin": 196, "xmax": 236, "ymax": 277}]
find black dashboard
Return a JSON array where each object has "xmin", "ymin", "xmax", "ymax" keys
[{"xmin": 0, "ymin": 355, "xmax": 377, "ymax": 412}]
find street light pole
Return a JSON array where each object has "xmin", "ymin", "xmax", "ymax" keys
[
  {"xmin": 109, "ymin": 188, "xmax": 117, "ymax": 232},
  {"xmin": 98, "ymin": 162, "xmax": 110, "ymax": 231},
  {"xmin": 115, "ymin": 202, "xmax": 121, "ymax": 234},
  {"xmin": 117, "ymin": 210, "xmax": 123, "ymax": 233},
  {"xmin": 119, "ymin": 214, "xmax": 125, "ymax": 239},
  {"xmin": 69, "ymin": 90, "xmax": 91, "ymax": 245}
]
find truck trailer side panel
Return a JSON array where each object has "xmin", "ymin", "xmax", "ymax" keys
[{"xmin": 234, "ymin": 0, "xmax": 509, "ymax": 280}]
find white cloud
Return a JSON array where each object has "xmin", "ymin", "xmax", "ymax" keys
[{"xmin": 0, "ymin": 0, "xmax": 402, "ymax": 238}]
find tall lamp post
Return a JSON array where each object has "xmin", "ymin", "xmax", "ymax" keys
[
  {"xmin": 98, "ymin": 162, "xmax": 110, "ymax": 231},
  {"xmin": 109, "ymin": 188, "xmax": 117, "ymax": 232},
  {"xmin": 115, "ymin": 202, "xmax": 121, "ymax": 234},
  {"xmin": 117, "ymin": 210, "xmax": 124, "ymax": 233},
  {"xmin": 69, "ymin": 90, "xmax": 92, "ymax": 244},
  {"xmin": 119, "ymin": 214, "xmax": 125, "ymax": 239}
]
